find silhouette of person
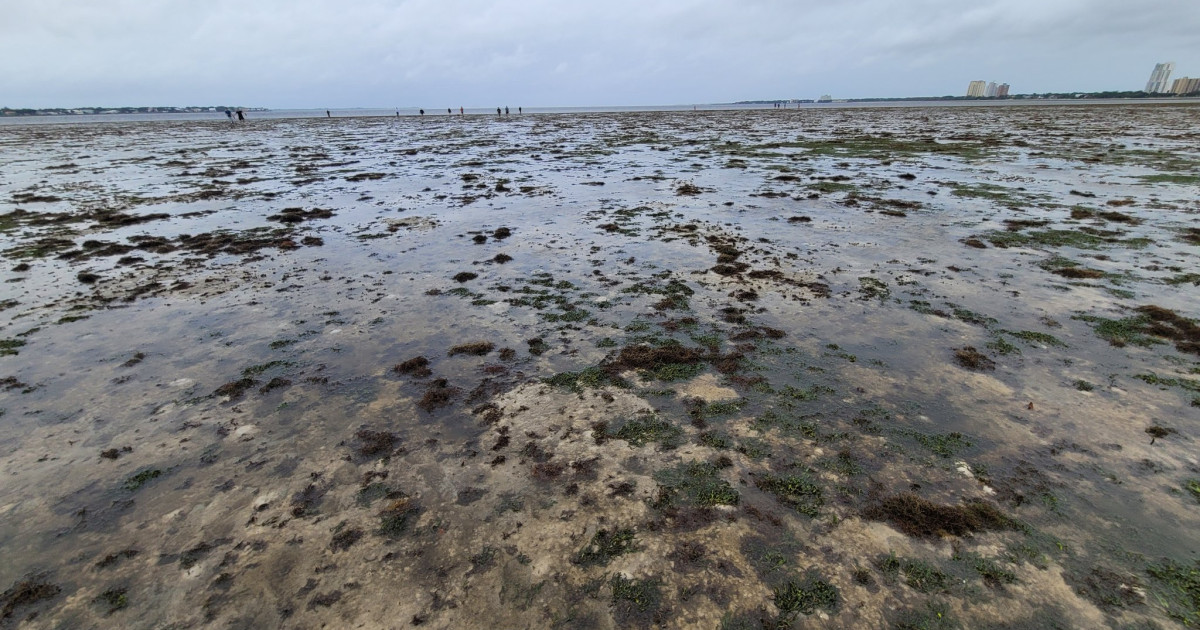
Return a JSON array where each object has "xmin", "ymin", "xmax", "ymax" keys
[
  {"xmin": 420, "ymin": 109, "xmax": 424, "ymax": 115},
  {"xmin": 225, "ymin": 110, "xmax": 233, "ymax": 121},
  {"xmin": 505, "ymin": 106, "xmax": 509, "ymax": 116},
  {"xmin": 327, "ymin": 110, "xmax": 331, "ymax": 117},
  {"xmin": 236, "ymin": 109, "xmax": 244, "ymax": 121},
  {"xmin": 518, "ymin": 107, "xmax": 522, "ymax": 114},
  {"xmin": 497, "ymin": 107, "xmax": 501, "ymax": 117},
  {"xmin": 460, "ymin": 107, "xmax": 464, "ymax": 115},
  {"xmin": 448, "ymin": 108, "xmax": 452, "ymax": 115}
]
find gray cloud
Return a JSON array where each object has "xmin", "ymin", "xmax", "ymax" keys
[{"xmin": 2, "ymin": 0, "xmax": 1198, "ymax": 107}]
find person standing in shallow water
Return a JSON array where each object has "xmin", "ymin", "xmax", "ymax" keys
[
  {"xmin": 505, "ymin": 106, "xmax": 509, "ymax": 116},
  {"xmin": 497, "ymin": 107, "xmax": 501, "ymax": 117},
  {"xmin": 236, "ymin": 109, "xmax": 244, "ymax": 121}
]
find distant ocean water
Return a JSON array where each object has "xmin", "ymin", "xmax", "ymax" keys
[{"xmin": 2, "ymin": 98, "xmax": 1196, "ymax": 126}]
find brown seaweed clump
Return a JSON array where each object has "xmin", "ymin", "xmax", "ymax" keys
[
  {"xmin": 213, "ymin": 377, "xmax": 257, "ymax": 399},
  {"xmin": 1136, "ymin": 305, "xmax": 1200, "ymax": 356},
  {"xmin": 863, "ymin": 493, "xmax": 1016, "ymax": 539},
  {"xmin": 531, "ymin": 461, "xmax": 566, "ymax": 481},
  {"xmin": 954, "ymin": 346, "xmax": 995, "ymax": 371},
  {"xmin": 329, "ymin": 528, "xmax": 364, "ymax": 552},
  {"xmin": 393, "ymin": 356, "xmax": 432, "ymax": 377},
  {"xmin": 448, "ymin": 342, "xmax": 494, "ymax": 357},
  {"xmin": 1051, "ymin": 267, "xmax": 1105, "ymax": 279},
  {"xmin": 265, "ymin": 207, "xmax": 334, "ymax": 223},
  {"xmin": 1067, "ymin": 566, "xmax": 1145, "ymax": 611},
  {"xmin": 417, "ymin": 379, "xmax": 457, "ymax": 411},
  {"xmin": 354, "ymin": 429, "xmax": 398, "ymax": 457},
  {"xmin": 1, "ymin": 576, "xmax": 61, "ymax": 620},
  {"xmin": 609, "ymin": 345, "xmax": 703, "ymax": 371}
]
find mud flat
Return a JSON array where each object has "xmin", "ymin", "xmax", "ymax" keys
[{"xmin": 1, "ymin": 104, "xmax": 1198, "ymax": 628}]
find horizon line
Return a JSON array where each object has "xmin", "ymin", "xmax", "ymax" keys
[{"xmin": 6, "ymin": 91, "xmax": 1197, "ymax": 112}]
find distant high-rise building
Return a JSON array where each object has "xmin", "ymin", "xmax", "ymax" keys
[
  {"xmin": 1172, "ymin": 77, "xmax": 1200, "ymax": 95},
  {"xmin": 967, "ymin": 81, "xmax": 987, "ymax": 97},
  {"xmin": 996, "ymin": 84, "xmax": 1010, "ymax": 98},
  {"xmin": 1145, "ymin": 62, "xmax": 1175, "ymax": 93},
  {"xmin": 985, "ymin": 82, "xmax": 998, "ymax": 97}
]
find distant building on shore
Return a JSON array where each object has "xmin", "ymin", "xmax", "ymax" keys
[
  {"xmin": 1145, "ymin": 62, "xmax": 1175, "ymax": 93},
  {"xmin": 816, "ymin": 94, "xmax": 833, "ymax": 103},
  {"xmin": 1171, "ymin": 76, "xmax": 1200, "ymax": 94},
  {"xmin": 967, "ymin": 81, "xmax": 1008, "ymax": 98}
]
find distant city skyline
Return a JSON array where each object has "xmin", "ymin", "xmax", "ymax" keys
[{"xmin": 2, "ymin": 1, "xmax": 1198, "ymax": 108}]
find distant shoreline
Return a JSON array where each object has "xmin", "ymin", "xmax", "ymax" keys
[
  {"xmin": 1, "ymin": 106, "xmax": 265, "ymax": 117},
  {"xmin": 3, "ymin": 97, "xmax": 1199, "ymax": 125},
  {"xmin": 737, "ymin": 92, "xmax": 1200, "ymax": 105},
  {"xmin": 7, "ymin": 92, "xmax": 1200, "ymax": 118}
]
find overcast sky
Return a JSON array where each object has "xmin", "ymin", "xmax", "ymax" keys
[{"xmin": 2, "ymin": 0, "xmax": 1198, "ymax": 108}]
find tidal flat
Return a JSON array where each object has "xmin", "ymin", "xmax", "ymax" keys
[{"xmin": 1, "ymin": 104, "xmax": 1198, "ymax": 629}]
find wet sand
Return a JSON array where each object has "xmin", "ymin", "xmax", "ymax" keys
[{"xmin": 1, "ymin": 105, "xmax": 1198, "ymax": 629}]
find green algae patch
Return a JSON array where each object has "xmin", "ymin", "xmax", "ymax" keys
[
  {"xmin": 751, "ymin": 410, "xmax": 819, "ymax": 440},
  {"xmin": 653, "ymin": 461, "xmax": 739, "ymax": 509},
  {"xmin": 955, "ymin": 552, "xmax": 1018, "ymax": 588},
  {"xmin": 0, "ymin": 339, "xmax": 26, "ymax": 356},
  {"xmin": 600, "ymin": 415, "xmax": 683, "ymax": 449},
  {"xmin": 950, "ymin": 182, "xmax": 1023, "ymax": 202},
  {"xmin": 646, "ymin": 362, "xmax": 706, "ymax": 382},
  {"xmin": 1000, "ymin": 330, "xmax": 1067, "ymax": 348},
  {"xmin": 610, "ymin": 574, "xmax": 663, "ymax": 617},
  {"xmin": 123, "ymin": 468, "xmax": 163, "ymax": 492},
  {"xmin": 573, "ymin": 528, "xmax": 638, "ymax": 567},
  {"xmin": 378, "ymin": 496, "xmax": 420, "ymax": 537},
  {"xmin": 877, "ymin": 553, "xmax": 951, "ymax": 593},
  {"xmin": 1077, "ymin": 305, "xmax": 1200, "ymax": 355},
  {"xmin": 1146, "ymin": 559, "xmax": 1200, "ymax": 627},
  {"xmin": 774, "ymin": 572, "xmax": 840, "ymax": 619},
  {"xmin": 754, "ymin": 471, "xmax": 824, "ymax": 517},
  {"xmin": 1075, "ymin": 313, "xmax": 1165, "ymax": 348},
  {"xmin": 1139, "ymin": 173, "xmax": 1200, "ymax": 185},
  {"xmin": 544, "ymin": 366, "xmax": 627, "ymax": 393},
  {"xmin": 1185, "ymin": 479, "xmax": 1200, "ymax": 504},
  {"xmin": 94, "ymin": 587, "xmax": 128, "ymax": 614},
  {"xmin": 1134, "ymin": 373, "xmax": 1200, "ymax": 392},
  {"xmin": 895, "ymin": 429, "xmax": 972, "ymax": 458},
  {"xmin": 986, "ymin": 227, "xmax": 1151, "ymax": 250}
]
